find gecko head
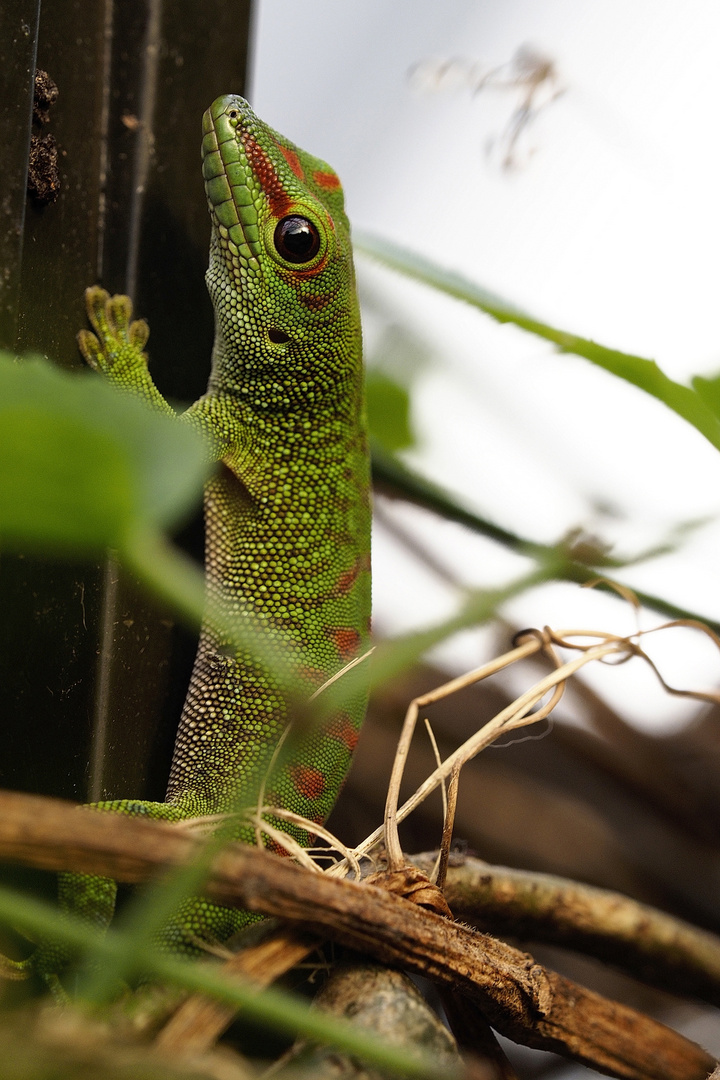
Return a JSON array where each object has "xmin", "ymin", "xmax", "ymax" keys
[{"xmin": 201, "ymin": 95, "xmax": 360, "ymax": 404}]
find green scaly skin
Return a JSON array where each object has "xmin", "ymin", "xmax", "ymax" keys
[{"xmin": 31, "ymin": 95, "xmax": 371, "ymax": 981}]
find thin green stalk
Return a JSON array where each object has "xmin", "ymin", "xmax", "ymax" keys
[
  {"xmin": 357, "ymin": 232, "xmax": 720, "ymax": 452},
  {"xmin": 368, "ymin": 565, "xmax": 554, "ymax": 690},
  {"xmin": 372, "ymin": 442, "xmax": 550, "ymax": 561},
  {"xmin": 372, "ymin": 442, "xmax": 614, "ymax": 565},
  {"xmin": 121, "ymin": 527, "xmax": 207, "ymax": 628},
  {"xmin": 373, "ymin": 444, "xmax": 720, "ymax": 637}
]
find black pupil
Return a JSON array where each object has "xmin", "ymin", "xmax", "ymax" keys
[{"xmin": 274, "ymin": 216, "xmax": 320, "ymax": 264}]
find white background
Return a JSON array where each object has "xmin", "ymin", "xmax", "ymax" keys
[{"xmin": 251, "ymin": 1, "xmax": 720, "ymax": 732}]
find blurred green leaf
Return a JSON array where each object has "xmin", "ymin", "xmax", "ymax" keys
[
  {"xmin": 366, "ymin": 370, "xmax": 415, "ymax": 452},
  {"xmin": 356, "ymin": 233, "xmax": 720, "ymax": 454},
  {"xmin": 0, "ymin": 353, "xmax": 209, "ymax": 556},
  {"xmin": 692, "ymin": 372, "xmax": 720, "ymax": 418}
]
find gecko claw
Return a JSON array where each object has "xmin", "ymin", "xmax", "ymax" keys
[
  {"xmin": 129, "ymin": 317, "xmax": 150, "ymax": 352},
  {"xmin": 0, "ymin": 952, "xmax": 31, "ymax": 981},
  {"xmin": 105, "ymin": 293, "xmax": 134, "ymax": 335},
  {"xmin": 76, "ymin": 328, "xmax": 102, "ymax": 370}
]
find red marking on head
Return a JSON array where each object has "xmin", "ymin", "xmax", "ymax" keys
[
  {"xmin": 327, "ymin": 627, "xmax": 361, "ymax": 661},
  {"xmin": 300, "ymin": 293, "xmax": 332, "ymax": 312},
  {"xmin": 313, "ymin": 169, "xmax": 341, "ymax": 191},
  {"xmin": 290, "ymin": 764, "xmax": 326, "ymax": 801},
  {"xmin": 277, "ymin": 144, "xmax": 305, "ymax": 179},
  {"xmin": 244, "ymin": 132, "xmax": 292, "ymax": 217},
  {"xmin": 289, "ymin": 253, "xmax": 329, "ymax": 279},
  {"xmin": 326, "ymin": 713, "xmax": 360, "ymax": 753}
]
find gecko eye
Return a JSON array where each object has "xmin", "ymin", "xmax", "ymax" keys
[{"xmin": 274, "ymin": 216, "xmax": 320, "ymax": 264}]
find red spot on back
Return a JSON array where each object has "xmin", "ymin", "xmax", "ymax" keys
[
  {"xmin": 334, "ymin": 563, "xmax": 359, "ymax": 597},
  {"xmin": 290, "ymin": 764, "xmax": 326, "ymax": 801},
  {"xmin": 266, "ymin": 837, "xmax": 290, "ymax": 857},
  {"xmin": 298, "ymin": 665, "xmax": 326, "ymax": 688},
  {"xmin": 327, "ymin": 627, "xmax": 361, "ymax": 661},
  {"xmin": 244, "ymin": 132, "xmax": 292, "ymax": 217},
  {"xmin": 277, "ymin": 144, "xmax": 305, "ymax": 179},
  {"xmin": 326, "ymin": 713, "xmax": 360, "ymax": 753},
  {"xmin": 333, "ymin": 553, "xmax": 370, "ymax": 597},
  {"xmin": 313, "ymin": 169, "xmax": 341, "ymax": 191}
]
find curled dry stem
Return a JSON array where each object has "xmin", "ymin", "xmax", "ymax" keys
[
  {"xmin": 382, "ymin": 630, "xmax": 565, "ymax": 871},
  {"xmin": 254, "ymin": 807, "xmax": 362, "ymax": 882},
  {"xmin": 378, "ymin": 617, "xmax": 720, "ymax": 874}
]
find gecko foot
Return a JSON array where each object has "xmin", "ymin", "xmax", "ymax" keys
[{"xmin": 77, "ymin": 286, "xmax": 150, "ymax": 382}]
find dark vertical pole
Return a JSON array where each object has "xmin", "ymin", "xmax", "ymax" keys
[
  {"xmin": 0, "ymin": 1, "xmax": 253, "ymax": 803},
  {"xmin": 0, "ymin": 1, "xmax": 41, "ymax": 348}
]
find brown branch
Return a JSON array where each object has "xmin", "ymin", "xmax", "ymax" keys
[
  {"xmin": 0, "ymin": 789, "xmax": 714, "ymax": 1080},
  {"xmin": 442, "ymin": 991, "xmax": 522, "ymax": 1080},
  {"xmin": 412, "ymin": 854, "xmax": 720, "ymax": 1008},
  {"xmin": 274, "ymin": 963, "xmax": 462, "ymax": 1077}
]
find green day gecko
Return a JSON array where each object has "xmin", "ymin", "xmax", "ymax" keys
[{"xmin": 31, "ymin": 94, "xmax": 371, "ymax": 980}]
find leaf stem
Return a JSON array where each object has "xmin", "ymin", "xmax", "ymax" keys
[{"xmin": 357, "ymin": 232, "xmax": 720, "ymax": 452}]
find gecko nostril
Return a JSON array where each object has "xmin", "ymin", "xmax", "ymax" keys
[{"xmin": 268, "ymin": 328, "xmax": 291, "ymax": 344}]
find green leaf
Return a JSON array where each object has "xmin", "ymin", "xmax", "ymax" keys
[
  {"xmin": 356, "ymin": 233, "xmax": 720, "ymax": 454},
  {"xmin": 366, "ymin": 370, "xmax": 415, "ymax": 452},
  {"xmin": 692, "ymin": 372, "xmax": 720, "ymax": 418},
  {"xmin": 0, "ymin": 354, "xmax": 209, "ymax": 555}
]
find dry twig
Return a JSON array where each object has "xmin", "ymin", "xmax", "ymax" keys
[
  {"xmin": 0, "ymin": 790, "xmax": 714, "ymax": 1080},
  {"xmin": 413, "ymin": 853, "xmax": 720, "ymax": 1008}
]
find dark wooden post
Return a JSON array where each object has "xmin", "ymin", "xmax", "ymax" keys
[{"xmin": 0, "ymin": 0, "xmax": 252, "ymax": 803}]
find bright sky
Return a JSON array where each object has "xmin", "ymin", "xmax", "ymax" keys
[{"xmin": 252, "ymin": 1, "xmax": 720, "ymax": 731}]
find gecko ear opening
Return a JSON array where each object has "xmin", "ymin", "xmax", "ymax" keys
[{"xmin": 268, "ymin": 328, "xmax": 291, "ymax": 344}]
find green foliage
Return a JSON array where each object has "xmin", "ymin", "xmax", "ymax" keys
[
  {"xmin": 0, "ymin": 352, "xmax": 212, "ymax": 632},
  {"xmin": 356, "ymin": 232, "xmax": 720, "ymax": 453},
  {"xmin": 692, "ymin": 371, "xmax": 720, "ymax": 419},
  {"xmin": 366, "ymin": 370, "xmax": 415, "ymax": 452},
  {"xmin": 0, "ymin": 353, "xmax": 209, "ymax": 556}
]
